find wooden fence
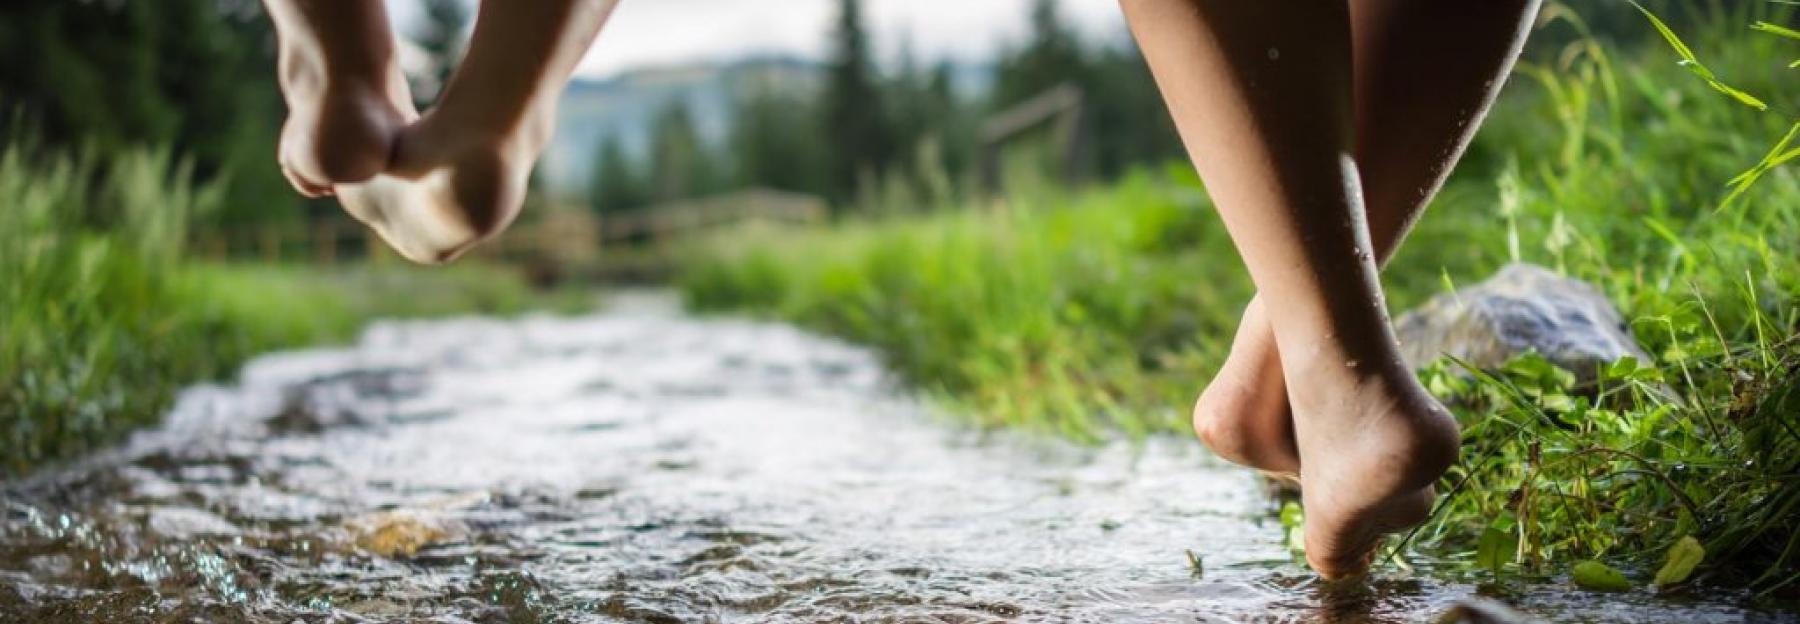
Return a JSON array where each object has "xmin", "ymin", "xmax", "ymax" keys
[{"xmin": 189, "ymin": 188, "xmax": 828, "ymax": 274}]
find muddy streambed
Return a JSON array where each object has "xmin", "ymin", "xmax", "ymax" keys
[{"xmin": 0, "ymin": 296, "xmax": 1788, "ymax": 622}]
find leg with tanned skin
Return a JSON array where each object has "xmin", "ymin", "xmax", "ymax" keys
[
  {"xmin": 263, "ymin": 0, "xmax": 415, "ymax": 197},
  {"xmin": 1120, "ymin": 0, "xmax": 1460, "ymax": 578},
  {"xmin": 1193, "ymin": 0, "xmax": 1542, "ymax": 477},
  {"xmin": 337, "ymin": 0, "xmax": 620, "ymax": 264}
]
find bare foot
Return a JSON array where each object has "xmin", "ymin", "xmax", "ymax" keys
[
  {"xmin": 1193, "ymin": 298, "xmax": 1300, "ymax": 477},
  {"xmin": 1286, "ymin": 345, "xmax": 1460, "ymax": 579},
  {"xmin": 334, "ymin": 102, "xmax": 556, "ymax": 264},
  {"xmin": 274, "ymin": 49, "xmax": 413, "ymax": 197}
]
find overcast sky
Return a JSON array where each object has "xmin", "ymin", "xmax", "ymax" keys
[{"xmin": 385, "ymin": 0, "xmax": 1129, "ymax": 78}]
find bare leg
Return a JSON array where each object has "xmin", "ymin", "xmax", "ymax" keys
[
  {"xmin": 263, "ymin": 0, "xmax": 414, "ymax": 197},
  {"xmin": 1122, "ymin": 0, "xmax": 1459, "ymax": 578},
  {"xmin": 1193, "ymin": 0, "xmax": 1541, "ymax": 476},
  {"xmin": 337, "ymin": 0, "xmax": 620, "ymax": 263}
]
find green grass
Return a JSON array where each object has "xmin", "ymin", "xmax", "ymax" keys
[
  {"xmin": 677, "ymin": 6, "xmax": 1800, "ymax": 595},
  {"xmin": 0, "ymin": 142, "xmax": 577, "ymax": 474}
]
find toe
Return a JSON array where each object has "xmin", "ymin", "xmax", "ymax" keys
[{"xmin": 281, "ymin": 163, "xmax": 332, "ymax": 198}]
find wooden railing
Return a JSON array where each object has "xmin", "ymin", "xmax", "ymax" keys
[{"xmin": 189, "ymin": 188, "xmax": 827, "ymax": 271}]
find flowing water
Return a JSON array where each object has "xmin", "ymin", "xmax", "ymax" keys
[{"xmin": 0, "ymin": 295, "xmax": 1790, "ymax": 623}]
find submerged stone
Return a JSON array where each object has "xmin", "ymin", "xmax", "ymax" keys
[
  {"xmin": 1395, "ymin": 263, "xmax": 1651, "ymax": 385},
  {"xmin": 343, "ymin": 510, "xmax": 463, "ymax": 559}
]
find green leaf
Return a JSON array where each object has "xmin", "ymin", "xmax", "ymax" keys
[
  {"xmin": 1476, "ymin": 525, "xmax": 1519, "ymax": 575},
  {"xmin": 1630, "ymin": 1, "xmax": 1769, "ymax": 112},
  {"xmin": 1752, "ymin": 21, "xmax": 1800, "ymax": 42},
  {"xmin": 1709, "ymin": 82, "xmax": 1770, "ymax": 111},
  {"xmin": 1654, "ymin": 536, "xmax": 1705, "ymax": 587},
  {"xmin": 1723, "ymin": 121, "xmax": 1800, "ymax": 210},
  {"xmin": 1279, "ymin": 502, "xmax": 1306, "ymax": 553},
  {"xmin": 1606, "ymin": 356, "xmax": 1642, "ymax": 380},
  {"xmin": 1630, "ymin": 2, "xmax": 1700, "ymax": 65},
  {"xmin": 1573, "ymin": 560, "xmax": 1633, "ymax": 592},
  {"xmin": 1279, "ymin": 501, "xmax": 1304, "ymax": 529}
]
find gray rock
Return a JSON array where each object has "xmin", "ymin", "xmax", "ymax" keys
[{"xmin": 1395, "ymin": 263, "xmax": 1651, "ymax": 385}]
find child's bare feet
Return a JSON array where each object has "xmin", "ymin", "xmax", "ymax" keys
[
  {"xmin": 335, "ymin": 0, "xmax": 618, "ymax": 264},
  {"xmin": 264, "ymin": 1, "xmax": 413, "ymax": 197},
  {"xmin": 335, "ymin": 102, "xmax": 555, "ymax": 264},
  {"xmin": 1200, "ymin": 299, "xmax": 1452, "ymax": 577},
  {"xmin": 1193, "ymin": 298, "xmax": 1299, "ymax": 477},
  {"xmin": 1285, "ymin": 341, "xmax": 1459, "ymax": 579}
]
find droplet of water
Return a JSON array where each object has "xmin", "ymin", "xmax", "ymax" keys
[
  {"xmin": 1268, "ymin": 47, "xmax": 1281, "ymax": 61},
  {"xmin": 1354, "ymin": 249, "xmax": 1372, "ymax": 262}
]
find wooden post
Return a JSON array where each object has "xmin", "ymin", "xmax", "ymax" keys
[
  {"xmin": 314, "ymin": 220, "xmax": 336, "ymax": 266},
  {"xmin": 260, "ymin": 226, "xmax": 280, "ymax": 264}
]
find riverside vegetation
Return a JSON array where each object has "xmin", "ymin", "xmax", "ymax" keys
[
  {"xmin": 0, "ymin": 142, "xmax": 570, "ymax": 474},
  {"xmin": 678, "ymin": 5, "xmax": 1800, "ymax": 597}
]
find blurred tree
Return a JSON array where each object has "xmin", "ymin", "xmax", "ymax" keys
[
  {"xmin": 992, "ymin": 0, "xmax": 1180, "ymax": 181},
  {"xmin": 590, "ymin": 133, "xmax": 648, "ymax": 214},
  {"xmin": 879, "ymin": 41, "xmax": 975, "ymax": 207},
  {"xmin": 0, "ymin": 0, "xmax": 294, "ymax": 226},
  {"xmin": 919, "ymin": 62, "xmax": 977, "ymax": 201},
  {"xmin": 993, "ymin": 0, "xmax": 1090, "ymax": 108},
  {"xmin": 822, "ymin": 0, "xmax": 895, "ymax": 207},
  {"xmin": 730, "ymin": 87, "xmax": 828, "ymax": 195},
  {"xmin": 411, "ymin": 0, "xmax": 471, "ymax": 106},
  {"xmin": 648, "ymin": 99, "xmax": 719, "ymax": 203},
  {"xmin": 1085, "ymin": 45, "xmax": 1183, "ymax": 179}
]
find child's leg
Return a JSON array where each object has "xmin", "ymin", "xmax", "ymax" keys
[
  {"xmin": 263, "ymin": 0, "xmax": 414, "ymax": 197},
  {"xmin": 1191, "ymin": 0, "xmax": 1540, "ymax": 476},
  {"xmin": 336, "ymin": 0, "xmax": 620, "ymax": 264},
  {"xmin": 1121, "ymin": 0, "xmax": 1459, "ymax": 578}
]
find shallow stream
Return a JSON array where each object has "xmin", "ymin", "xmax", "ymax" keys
[{"xmin": 0, "ymin": 295, "xmax": 1787, "ymax": 622}]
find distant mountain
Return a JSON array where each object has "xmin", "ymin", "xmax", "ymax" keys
[
  {"xmin": 540, "ymin": 57, "xmax": 994, "ymax": 196},
  {"xmin": 541, "ymin": 57, "xmax": 822, "ymax": 195}
]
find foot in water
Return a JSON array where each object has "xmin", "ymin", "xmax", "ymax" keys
[
  {"xmin": 334, "ymin": 101, "xmax": 556, "ymax": 264},
  {"xmin": 1198, "ymin": 297, "xmax": 1455, "ymax": 578},
  {"xmin": 1281, "ymin": 326, "xmax": 1458, "ymax": 579}
]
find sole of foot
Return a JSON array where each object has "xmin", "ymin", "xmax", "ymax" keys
[
  {"xmin": 1193, "ymin": 298, "xmax": 1301, "ymax": 479},
  {"xmin": 335, "ymin": 109, "xmax": 553, "ymax": 265},
  {"xmin": 1288, "ymin": 359, "xmax": 1460, "ymax": 579}
]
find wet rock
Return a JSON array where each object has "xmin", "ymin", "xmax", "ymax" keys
[
  {"xmin": 1436, "ymin": 598, "xmax": 1542, "ymax": 624},
  {"xmin": 344, "ymin": 510, "xmax": 463, "ymax": 558},
  {"xmin": 1395, "ymin": 263, "xmax": 1651, "ymax": 385}
]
